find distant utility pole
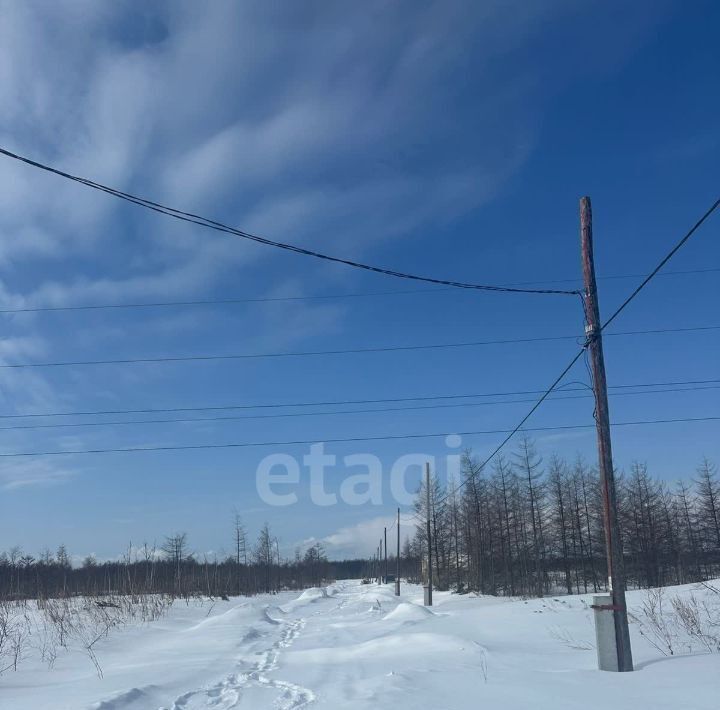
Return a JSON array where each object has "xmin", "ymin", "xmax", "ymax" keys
[
  {"xmin": 395, "ymin": 508, "xmax": 401, "ymax": 596},
  {"xmin": 378, "ymin": 540, "xmax": 382, "ymax": 585},
  {"xmin": 424, "ymin": 462, "xmax": 433, "ymax": 607},
  {"xmin": 384, "ymin": 527, "xmax": 388, "ymax": 584},
  {"xmin": 580, "ymin": 196, "xmax": 633, "ymax": 672}
]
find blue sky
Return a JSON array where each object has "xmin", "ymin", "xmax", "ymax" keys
[{"xmin": 0, "ymin": 0, "xmax": 718, "ymax": 561}]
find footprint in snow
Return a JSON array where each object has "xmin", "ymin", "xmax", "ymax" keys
[{"xmin": 165, "ymin": 618, "xmax": 314, "ymax": 710}]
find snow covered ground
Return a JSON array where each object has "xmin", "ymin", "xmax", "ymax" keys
[{"xmin": 2, "ymin": 580, "xmax": 718, "ymax": 709}]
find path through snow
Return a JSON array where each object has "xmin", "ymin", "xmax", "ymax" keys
[
  {"xmin": 167, "ymin": 617, "xmax": 313, "ymax": 710},
  {"xmin": 2, "ymin": 579, "xmax": 719, "ymax": 709}
]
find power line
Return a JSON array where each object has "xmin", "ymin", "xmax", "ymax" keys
[
  {"xmin": 2, "ymin": 153, "xmax": 717, "ymax": 471},
  {"xmin": 0, "ymin": 289, "xmax": 452, "ymax": 314},
  {"xmin": 564, "ymin": 267, "xmax": 720, "ymax": 283},
  {"xmin": 0, "ymin": 146, "xmax": 579, "ymax": 297},
  {"xmin": 2, "ymin": 267, "xmax": 717, "ymax": 315},
  {"xmin": 601, "ymin": 197, "xmax": 720, "ymax": 331},
  {"xmin": 0, "ymin": 324, "xmax": 716, "ymax": 370},
  {"xmin": 0, "ymin": 384, "xmax": 717, "ymax": 432},
  {"xmin": 432, "ymin": 193, "xmax": 720, "ymax": 506},
  {"xmin": 471, "ymin": 349, "xmax": 587, "ymax": 474},
  {"xmin": 1, "ymin": 376, "xmax": 716, "ymax": 420},
  {"xmin": 0, "ymin": 415, "xmax": 716, "ymax": 458}
]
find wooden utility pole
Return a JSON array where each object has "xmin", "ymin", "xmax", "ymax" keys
[
  {"xmin": 395, "ymin": 508, "xmax": 401, "ymax": 596},
  {"xmin": 580, "ymin": 196, "xmax": 633, "ymax": 672},
  {"xmin": 384, "ymin": 527, "xmax": 388, "ymax": 584},
  {"xmin": 424, "ymin": 462, "xmax": 433, "ymax": 606},
  {"xmin": 378, "ymin": 541, "xmax": 382, "ymax": 585}
]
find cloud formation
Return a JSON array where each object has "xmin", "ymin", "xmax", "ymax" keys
[
  {"xmin": 0, "ymin": 1, "xmax": 569, "ymax": 303},
  {"xmin": 0, "ymin": 0, "xmax": 667, "ymax": 493},
  {"xmin": 299, "ymin": 512, "xmax": 417, "ymax": 560}
]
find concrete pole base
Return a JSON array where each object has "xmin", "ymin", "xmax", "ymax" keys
[
  {"xmin": 395, "ymin": 580, "xmax": 400, "ymax": 596},
  {"xmin": 592, "ymin": 594, "xmax": 619, "ymax": 671},
  {"xmin": 423, "ymin": 585, "xmax": 432, "ymax": 606}
]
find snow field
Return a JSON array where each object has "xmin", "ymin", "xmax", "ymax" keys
[{"xmin": 1, "ymin": 580, "xmax": 718, "ymax": 709}]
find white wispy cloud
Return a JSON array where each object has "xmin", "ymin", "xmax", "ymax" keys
[
  {"xmin": 0, "ymin": 0, "xmax": 667, "ymax": 495},
  {"xmin": 298, "ymin": 512, "xmax": 417, "ymax": 560},
  {"xmin": 0, "ymin": 458, "xmax": 76, "ymax": 490},
  {"xmin": 0, "ymin": 1, "xmax": 556, "ymax": 294}
]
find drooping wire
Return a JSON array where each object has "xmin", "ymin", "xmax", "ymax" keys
[{"xmin": 0, "ymin": 147, "xmax": 579, "ymax": 297}]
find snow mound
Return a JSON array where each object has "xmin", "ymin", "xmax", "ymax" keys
[
  {"xmin": 289, "ymin": 632, "xmax": 479, "ymax": 664},
  {"xmin": 383, "ymin": 602, "xmax": 436, "ymax": 622},
  {"xmin": 280, "ymin": 586, "xmax": 335, "ymax": 612},
  {"xmin": 262, "ymin": 607, "xmax": 282, "ymax": 625},
  {"xmin": 183, "ymin": 603, "xmax": 278, "ymax": 633},
  {"xmin": 6, "ymin": 579, "xmax": 720, "ymax": 710},
  {"xmin": 297, "ymin": 586, "xmax": 330, "ymax": 600}
]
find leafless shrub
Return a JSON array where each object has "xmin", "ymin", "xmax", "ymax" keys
[
  {"xmin": 0, "ymin": 593, "xmax": 175, "ymax": 677},
  {"xmin": 0, "ymin": 600, "xmax": 30, "ymax": 674},
  {"xmin": 671, "ymin": 594, "xmax": 720, "ymax": 654},
  {"xmin": 700, "ymin": 581, "xmax": 720, "ymax": 596},
  {"xmin": 635, "ymin": 588, "xmax": 677, "ymax": 656},
  {"xmin": 630, "ymin": 586, "xmax": 720, "ymax": 657},
  {"xmin": 479, "ymin": 647, "xmax": 488, "ymax": 682},
  {"xmin": 547, "ymin": 625, "xmax": 595, "ymax": 650}
]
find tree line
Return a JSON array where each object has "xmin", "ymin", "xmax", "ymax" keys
[
  {"xmin": 0, "ymin": 519, "xmax": 339, "ymax": 601},
  {"xmin": 3, "ymin": 443, "xmax": 718, "ymax": 602},
  {"xmin": 408, "ymin": 440, "xmax": 720, "ymax": 597}
]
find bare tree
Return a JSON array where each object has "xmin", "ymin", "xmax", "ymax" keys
[
  {"xmin": 696, "ymin": 458, "xmax": 720, "ymax": 549},
  {"xmin": 232, "ymin": 511, "xmax": 247, "ymax": 596},
  {"xmin": 254, "ymin": 524, "xmax": 274, "ymax": 593},
  {"xmin": 161, "ymin": 533, "xmax": 188, "ymax": 594}
]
